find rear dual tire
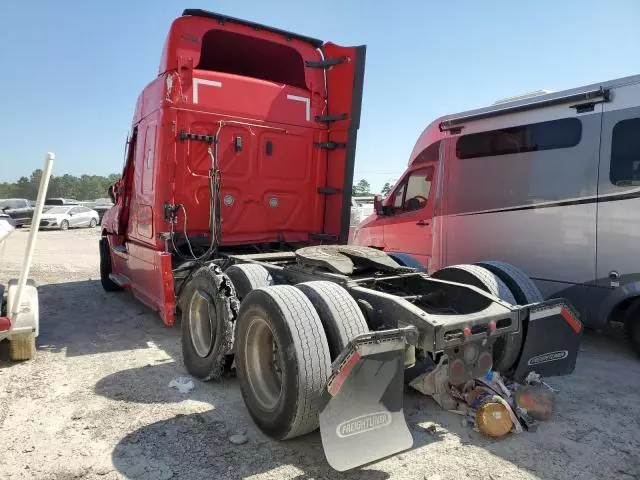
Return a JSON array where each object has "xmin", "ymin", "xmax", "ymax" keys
[
  {"xmin": 295, "ymin": 281, "xmax": 369, "ymax": 359},
  {"xmin": 181, "ymin": 265, "xmax": 238, "ymax": 381},
  {"xmin": 236, "ymin": 286, "xmax": 331, "ymax": 440},
  {"xmin": 234, "ymin": 279, "xmax": 368, "ymax": 440},
  {"xmin": 432, "ymin": 262, "xmax": 543, "ymax": 372}
]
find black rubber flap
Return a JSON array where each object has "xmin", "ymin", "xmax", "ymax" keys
[
  {"xmin": 319, "ymin": 337, "xmax": 412, "ymax": 471},
  {"xmin": 513, "ymin": 298, "xmax": 583, "ymax": 382}
]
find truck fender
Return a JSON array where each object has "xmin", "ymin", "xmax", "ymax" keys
[{"xmin": 598, "ymin": 281, "xmax": 640, "ymax": 327}]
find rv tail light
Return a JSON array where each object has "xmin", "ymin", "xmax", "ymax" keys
[
  {"xmin": 488, "ymin": 321, "xmax": 497, "ymax": 332},
  {"xmin": 463, "ymin": 327, "xmax": 472, "ymax": 338}
]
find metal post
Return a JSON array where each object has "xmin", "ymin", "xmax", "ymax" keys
[{"xmin": 10, "ymin": 153, "xmax": 54, "ymax": 318}]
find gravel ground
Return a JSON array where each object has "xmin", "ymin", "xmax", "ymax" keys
[{"xmin": 0, "ymin": 228, "xmax": 639, "ymax": 480}]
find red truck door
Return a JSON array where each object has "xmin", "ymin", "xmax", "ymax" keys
[
  {"xmin": 317, "ymin": 43, "xmax": 366, "ymax": 242},
  {"xmin": 382, "ymin": 165, "xmax": 436, "ymax": 267}
]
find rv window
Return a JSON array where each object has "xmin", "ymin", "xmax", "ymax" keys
[
  {"xmin": 610, "ymin": 118, "xmax": 640, "ymax": 186},
  {"xmin": 456, "ymin": 118, "xmax": 582, "ymax": 159},
  {"xmin": 390, "ymin": 167, "xmax": 433, "ymax": 213},
  {"xmin": 196, "ymin": 30, "xmax": 307, "ymax": 90}
]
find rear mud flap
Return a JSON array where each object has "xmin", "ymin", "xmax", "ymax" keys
[
  {"xmin": 513, "ymin": 299, "xmax": 583, "ymax": 382},
  {"xmin": 319, "ymin": 327, "xmax": 417, "ymax": 471}
]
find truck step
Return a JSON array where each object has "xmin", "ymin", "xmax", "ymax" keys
[{"xmin": 108, "ymin": 273, "xmax": 132, "ymax": 288}]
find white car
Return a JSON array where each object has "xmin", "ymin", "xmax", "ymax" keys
[
  {"xmin": 39, "ymin": 205, "xmax": 100, "ymax": 230},
  {"xmin": 350, "ymin": 197, "xmax": 375, "ymax": 227}
]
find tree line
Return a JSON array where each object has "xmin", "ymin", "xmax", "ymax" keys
[
  {"xmin": 0, "ymin": 170, "xmax": 120, "ymax": 201},
  {"xmin": 352, "ymin": 179, "xmax": 393, "ymax": 197},
  {"xmin": 2, "ymin": 170, "xmax": 391, "ymax": 202}
]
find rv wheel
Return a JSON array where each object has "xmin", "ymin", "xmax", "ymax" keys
[
  {"xmin": 181, "ymin": 265, "xmax": 238, "ymax": 381},
  {"xmin": 236, "ymin": 285, "xmax": 331, "ymax": 440},
  {"xmin": 624, "ymin": 299, "xmax": 640, "ymax": 357}
]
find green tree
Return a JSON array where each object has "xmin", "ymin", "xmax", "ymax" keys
[
  {"xmin": 352, "ymin": 179, "xmax": 371, "ymax": 197},
  {"xmin": 13, "ymin": 177, "xmax": 31, "ymax": 198},
  {"xmin": 381, "ymin": 182, "xmax": 392, "ymax": 196}
]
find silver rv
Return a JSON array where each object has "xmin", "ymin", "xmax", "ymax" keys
[{"xmin": 353, "ymin": 74, "xmax": 640, "ymax": 354}]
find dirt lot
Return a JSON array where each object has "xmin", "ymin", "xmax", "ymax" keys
[{"xmin": 0, "ymin": 228, "xmax": 639, "ymax": 480}]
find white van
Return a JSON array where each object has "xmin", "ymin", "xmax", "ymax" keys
[{"xmin": 353, "ymin": 74, "xmax": 640, "ymax": 354}]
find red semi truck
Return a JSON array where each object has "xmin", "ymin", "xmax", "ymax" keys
[{"xmin": 100, "ymin": 10, "xmax": 582, "ymax": 470}]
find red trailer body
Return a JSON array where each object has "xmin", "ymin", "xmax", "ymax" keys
[{"xmin": 102, "ymin": 10, "xmax": 365, "ymax": 325}]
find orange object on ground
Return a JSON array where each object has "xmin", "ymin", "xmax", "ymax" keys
[{"xmin": 476, "ymin": 402, "xmax": 513, "ymax": 437}]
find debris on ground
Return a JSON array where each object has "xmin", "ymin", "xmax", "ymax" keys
[
  {"xmin": 168, "ymin": 376, "xmax": 195, "ymax": 393},
  {"xmin": 411, "ymin": 363, "xmax": 556, "ymax": 438},
  {"xmin": 229, "ymin": 433, "xmax": 248, "ymax": 445}
]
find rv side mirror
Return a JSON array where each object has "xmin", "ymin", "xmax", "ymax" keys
[
  {"xmin": 373, "ymin": 194, "xmax": 383, "ymax": 215},
  {"xmin": 108, "ymin": 184, "xmax": 116, "ymax": 203}
]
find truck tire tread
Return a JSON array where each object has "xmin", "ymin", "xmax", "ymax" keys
[
  {"xmin": 476, "ymin": 260, "xmax": 543, "ymax": 304},
  {"xmin": 432, "ymin": 264, "xmax": 519, "ymax": 372},
  {"xmin": 225, "ymin": 264, "xmax": 273, "ymax": 300},
  {"xmin": 475, "ymin": 261, "xmax": 544, "ymax": 372},
  {"xmin": 99, "ymin": 237, "xmax": 122, "ymax": 292},
  {"xmin": 432, "ymin": 264, "xmax": 517, "ymax": 304},
  {"xmin": 296, "ymin": 281, "xmax": 369, "ymax": 359},
  {"xmin": 181, "ymin": 264, "xmax": 239, "ymax": 381},
  {"xmin": 236, "ymin": 285, "xmax": 331, "ymax": 440}
]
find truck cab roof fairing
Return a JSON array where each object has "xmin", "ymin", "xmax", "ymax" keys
[{"xmin": 158, "ymin": 10, "xmax": 324, "ymax": 76}]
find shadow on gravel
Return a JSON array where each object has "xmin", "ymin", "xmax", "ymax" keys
[
  {"xmin": 111, "ymin": 410, "xmax": 395, "ymax": 480},
  {"xmin": 95, "ymin": 361, "xmax": 209, "ymax": 404},
  {"xmin": 103, "ymin": 362, "xmax": 445, "ymax": 480},
  {"xmin": 36, "ymin": 280, "xmax": 179, "ymax": 357}
]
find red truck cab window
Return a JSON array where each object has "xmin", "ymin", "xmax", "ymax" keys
[{"xmin": 197, "ymin": 30, "xmax": 308, "ymax": 89}]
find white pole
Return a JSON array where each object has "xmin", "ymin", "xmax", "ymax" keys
[{"xmin": 10, "ymin": 153, "xmax": 54, "ymax": 318}]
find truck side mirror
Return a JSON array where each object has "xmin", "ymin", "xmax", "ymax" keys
[{"xmin": 373, "ymin": 194, "xmax": 383, "ymax": 216}]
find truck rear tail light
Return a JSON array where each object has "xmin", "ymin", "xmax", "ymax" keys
[
  {"xmin": 463, "ymin": 327, "xmax": 472, "ymax": 337},
  {"xmin": 449, "ymin": 359, "xmax": 467, "ymax": 385},
  {"xmin": 477, "ymin": 351, "xmax": 493, "ymax": 373}
]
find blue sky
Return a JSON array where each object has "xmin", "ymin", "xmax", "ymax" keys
[{"xmin": 1, "ymin": 0, "xmax": 639, "ymax": 190}]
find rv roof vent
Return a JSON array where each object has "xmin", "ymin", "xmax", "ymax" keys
[{"xmin": 493, "ymin": 89, "xmax": 555, "ymax": 105}]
